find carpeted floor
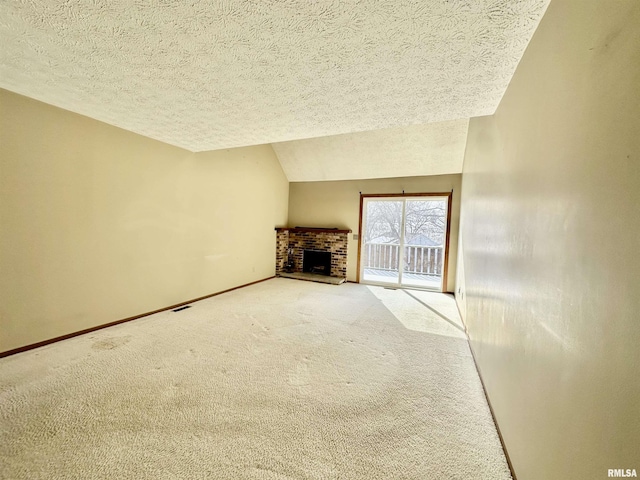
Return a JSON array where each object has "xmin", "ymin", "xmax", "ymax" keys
[{"xmin": 0, "ymin": 278, "xmax": 511, "ymax": 479}]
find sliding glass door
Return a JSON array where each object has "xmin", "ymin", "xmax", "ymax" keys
[{"xmin": 360, "ymin": 195, "xmax": 449, "ymax": 291}]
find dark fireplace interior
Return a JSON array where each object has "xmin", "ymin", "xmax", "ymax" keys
[{"xmin": 303, "ymin": 250, "xmax": 332, "ymax": 276}]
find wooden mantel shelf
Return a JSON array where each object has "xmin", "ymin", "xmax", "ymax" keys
[{"xmin": 275, "ymin": 227, "xmax": 352, "ymax": 234}]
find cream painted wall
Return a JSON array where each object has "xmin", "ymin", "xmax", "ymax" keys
[
  {"xmin": 457, "ymin": 1, "xmax": 640, "ymax": 479},
  {"xmin": 0, "ymin": 89, "xmax": 289, "ymax": 353},
  {"xmin": 288, "ymin": 175, "xmax": 461, "ymax": 291}
]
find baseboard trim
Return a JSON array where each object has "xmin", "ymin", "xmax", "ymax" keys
[
  {"xmin": 456, "ymin": 299, "xmax": 518, "ymax": 480},
  {"xmin": 0, "ymin": 276, "xmax": 275, "ymax": 358}
]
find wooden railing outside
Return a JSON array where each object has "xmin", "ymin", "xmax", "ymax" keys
[{"xmin": 362, "ymin": 243, "xmax": 443, "ymax": 276}]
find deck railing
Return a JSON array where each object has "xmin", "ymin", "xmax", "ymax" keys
[{"xmin": 363, "ymin": 243, "xmax": 443, "ymax": 276}]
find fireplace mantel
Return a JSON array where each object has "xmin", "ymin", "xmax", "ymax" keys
[{"xmin": 275, "ymin": 227, "xmax": 352, "ymax": 234}]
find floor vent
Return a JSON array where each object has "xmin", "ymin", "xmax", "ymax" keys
[{"xmin": 172, "ymin": 306, "xmax": 191, "ymax": 312}]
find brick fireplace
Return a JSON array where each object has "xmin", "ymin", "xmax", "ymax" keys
[{"xmin": 275, "ymin": 227, "xmax": 350, "ymax": 282}]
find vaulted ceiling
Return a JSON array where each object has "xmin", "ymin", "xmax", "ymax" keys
[
  {"xmin": 0, "ymin": 0, "xmax": 549, "ymax": 180},
  {"xmin": 273, "ymin": 119, "xmax": 469, "ymax": 181}
]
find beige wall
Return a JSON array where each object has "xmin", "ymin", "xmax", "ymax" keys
[
  {"xmin": 0, "ymin": 89, "xmax": 289, "ymax": 353},
  {"xmin": 288, "ymin": 175, "xmax": 461, "ymax": 291},
  {"xmin": 457, "ymin": 1, "xmax": 640, "ymax": 479}
]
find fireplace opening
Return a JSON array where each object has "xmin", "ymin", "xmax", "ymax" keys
[{"xmin": 303, "ymin": 250, "xmax": 332, "ymax": 276}]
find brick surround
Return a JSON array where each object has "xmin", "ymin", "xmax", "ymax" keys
[{"xmin": 275, "ymin": 228, "xmax": 350, "ymax": 279}]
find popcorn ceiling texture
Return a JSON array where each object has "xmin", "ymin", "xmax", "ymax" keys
[
  {"xmin": 0, "ymin": 0, "xmax": 549, "ymax": 152},
  {"xmin": 273, "ymin": 119, "xmax": 469, "ymax": 181}
]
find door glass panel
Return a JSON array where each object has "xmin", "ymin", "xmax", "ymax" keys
[
  {"xmin": 362, "ymin": 200, "xmax": 403, "ymax": 285},
  {"xmin": 402, "ymin": 199, "xmax": 447, "ymax": 290}
]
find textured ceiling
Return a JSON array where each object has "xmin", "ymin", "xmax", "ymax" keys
[
  {"xmin": 273, "ymin": 119, "xmax": 469, "ymax": 182},
  {"xmin": 0, "ymin": 0, "xmax": 549, "ymax": 153}
]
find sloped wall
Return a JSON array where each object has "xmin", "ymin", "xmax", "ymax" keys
[{"xmin": 457, "ymin": 1, "xmax": 640, "ymax": 478}]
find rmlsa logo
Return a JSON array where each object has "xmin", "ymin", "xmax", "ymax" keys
[{"xmin": 608, "ymin": 469, "xmax": 637, "ymax": 478}]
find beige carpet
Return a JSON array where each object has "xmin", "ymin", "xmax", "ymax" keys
[{"xmin": 0, "ymin": 278, "xmax": 511, "ymax": 479}]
